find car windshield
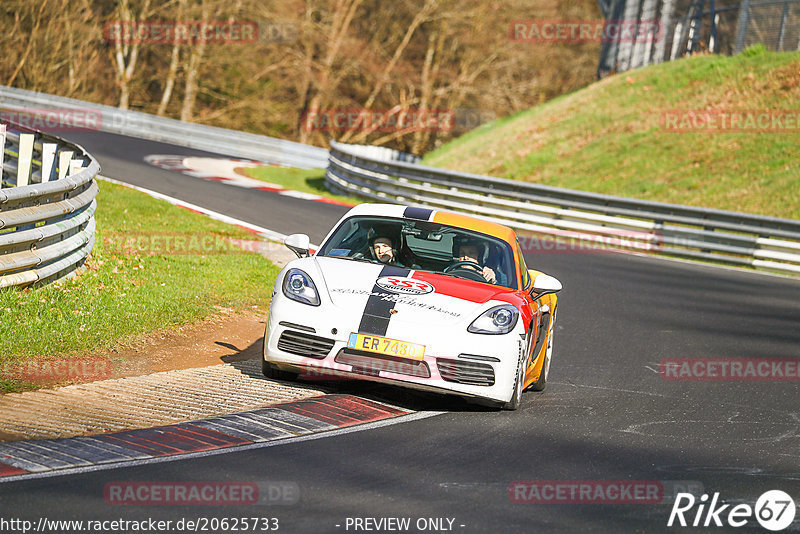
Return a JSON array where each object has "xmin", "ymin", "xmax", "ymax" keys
[{"xmin": 317, "ymin": 216, "xmax": 517, "ymax": 289}]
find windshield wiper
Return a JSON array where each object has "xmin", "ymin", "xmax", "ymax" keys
[{"xmin": 326, "ymin": 255, "xmax": 379, "ymax": 265}]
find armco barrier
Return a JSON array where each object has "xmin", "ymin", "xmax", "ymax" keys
[
  {"xmin": 326, "ymin": 141, "xmax": 800, "ymax": 275},
  {"xmin": 0, "ymin": 85, "xmax": 328, "ymax": 169},
  {"xmin": 0, "ymin": 124, "xmax": 99, "ymax": 288}
]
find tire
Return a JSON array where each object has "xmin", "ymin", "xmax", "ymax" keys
[
  {"xmin": 261, "ymin": 335, "xmax": 299, "ymax": 381},
  {"xmin": 503, "ymin": 329, "xmax": 533, "ymax": 410},
  {"xmin": 261, "ymin": 358, "xmax": 299, "ymax": 382},
  {"xmin": 530, "ymin": 309, "xmax": 556, "ymax": 392}
]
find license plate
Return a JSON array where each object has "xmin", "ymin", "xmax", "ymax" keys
[{"xmin": 348, "ymin": 333, "xmax": 425, "ymax": 360}]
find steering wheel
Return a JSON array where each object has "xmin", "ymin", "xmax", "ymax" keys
[
  {"xmin": 444, "ymin": 260, "xmax": 482, "ymax": 273},
  {"xmin": 444, "ymin": 260, "xmax": 485, "ymax": 282}
]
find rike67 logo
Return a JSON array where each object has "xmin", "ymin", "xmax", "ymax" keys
[{"xmin": 668, "ymin": 490, "xmax": 796, "ymax": 531}]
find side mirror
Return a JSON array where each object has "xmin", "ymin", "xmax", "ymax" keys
[
  {"xmin": 530, "ymin": 274, "xmax": 562, "ymax": 300},
  {"xmin": 285, "ymin": 233, "xmax": 310, "ymax": 258}
]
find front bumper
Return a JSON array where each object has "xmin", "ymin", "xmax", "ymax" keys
[{"xmin": 264, "ymin": 297, "xmax": 523, "ymax": 404}]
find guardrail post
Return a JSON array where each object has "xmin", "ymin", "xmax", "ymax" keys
[
  {"xmin": 16, "ymin": 133, "xmax": 35, "ymax": 187},
  {"xmin": 0, "ymin": 124, "xmax": 5, "ymax": 186},
  {"xmin": 41, "ymin": 143, "xmax": 57, "ymax": 182},
  {"xmin": 777, "ymin": 1, "xmax": 789, "ymax": 51},
  {"xmin": 69, "ymin": 159, "xmax": 84, "ymax": 177},
  {"xmin": 58, "ymin": 150, "xmax": 74, "ymax": 180},
  {"xmin": 733, "ymin": 0, "xmax": 750, "ymax": 54},
  {"xmin": 670, "ymin": 21, "xmax": 684, "ymax": 60}
]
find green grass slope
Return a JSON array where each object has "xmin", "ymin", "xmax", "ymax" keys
[{"xmin": 423, "ymin": 47, "xmax": 800, "ymax": 220}]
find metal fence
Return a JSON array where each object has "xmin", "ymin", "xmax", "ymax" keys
[
  {"xmin": 0, "ymin": 124, "xmax": 99, "ymax": 288},
  {"xmin": 326, "ymin": 141, "xmax": 800, "ymax": 275},
  {"xmin": 0, "ymin": 85, "xmax": 329, "ymax": 169},
  {"xmin": 598, "ymin": 0, "xmax": 800, "ymax": 77}
]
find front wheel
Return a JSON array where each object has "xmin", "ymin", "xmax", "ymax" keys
[
  {"xmin": 261, "ymin": 335, "xmax": 299, "ymax": 381},
  {"xmin": 261, "ymin": 358, "xmax": 299, "ymax": 382},
  {"xmin": 530, "ymin": 309, "xmax": 556, "ymax": 392},
  {"xmin": 502, "ymin": 330, "xmax": 532, "ymax": 410}
]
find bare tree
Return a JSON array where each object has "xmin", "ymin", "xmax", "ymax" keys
[
  {"xmin": 157, "ymin": 0, "xmax": 186, "ymax": 116},
  {"xmin": 111, "ymin": 0, "xmax": 153, "ymax": 109},
  {"xmin": 298, "ymin": 0, "xmax": 365, "ymax": 144},
  {"xmin": 6, "ymin": 1, "xmax": 49, "ymax": 88},
  {"xmin": 338, "ymin": 0, "xmax": 438, "ymax": 144},
  {"xmin": 0, "ymin": 0, "xmax": 600, "ymax": 152}
]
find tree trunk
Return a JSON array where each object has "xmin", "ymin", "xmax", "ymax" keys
[
  {"xmin": 157, "ymin": 0, "xmax": 185, "ymax": 116},
  {"xmin": 299, "ymin": 0, "xmax": 364, "ymax": 144},
  {"xmin": 339, "ymin": 0, "xmax": 435, "ymax": 143},
  {"xmin": 113, "ymin": 0, "xmax": 151, "ymax": 110},
  {"xmin": 180, "ymin": 0, "xmax": 210, "ymax": 122}
]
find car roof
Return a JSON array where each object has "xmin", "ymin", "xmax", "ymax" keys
[{"xmin": 343, "ymin": 203, "xmax": 518, "ymax": 245}]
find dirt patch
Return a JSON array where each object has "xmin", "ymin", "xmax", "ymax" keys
[
  {"xmin": 104, "ymin": 307, "xmax": 268, "ymax": 379},
  {"xmin": 2, "ymin": 237, "xmax": 300, "ymax": 393},
  {"xmin": 1, "ymin": 308, "xmax": 270, "ymax": 392}
]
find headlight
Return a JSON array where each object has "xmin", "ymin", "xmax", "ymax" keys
[
  {"xmin": 468, "ymin": 304, "xmax": 519, "ymax": 335},
  {"xmin": 282, "ymin": 268, "xmax": 320, "ymax": 306}
]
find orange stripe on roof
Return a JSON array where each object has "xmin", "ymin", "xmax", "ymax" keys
[{"xmin": 432, "ymin": 211, "xmax": 516, "ymax": 242}]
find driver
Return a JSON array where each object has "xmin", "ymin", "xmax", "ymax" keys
[
  {"xmin": 366, "ymin": 226, "xmax": 404, "ymax": 266},
  {"xmin": 371, "ymin": 236, "xmax": 396, "ymax": 264},
  {"xmin": 454, "ymin": 237, "xmax": 497, "ymax": 284}
]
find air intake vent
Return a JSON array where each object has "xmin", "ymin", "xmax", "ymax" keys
[
  {"xmin": 335, "ymin": 350, "xmax": 431, "ymax": 378},
  {"xmin": 277, "ymin": 330, "xmax": 335, "ymax": 359},
  {"xmin": 437, "ymin": 358, "xmax": 495, "ymax": 386}
]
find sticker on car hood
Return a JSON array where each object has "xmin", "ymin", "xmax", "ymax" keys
[
  {"xmin": 375, "ymin": 276, "xmax": 435, "ymax": 295},
  {"xmin": 330, "ymin": 288, "xmax": 461, "ymax": 318}
]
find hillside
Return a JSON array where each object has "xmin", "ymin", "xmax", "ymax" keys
[{"xmin": 423, "ymin": 47, "xmax": 800, "ymax": 220}]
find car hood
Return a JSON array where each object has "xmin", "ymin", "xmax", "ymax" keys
[{"xmin": 311, "ymin": 256, "xmax": 516, "ymax": 326}]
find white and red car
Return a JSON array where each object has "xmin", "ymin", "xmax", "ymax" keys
[{"xmin": 263, "ymin": 203, "xmax": 561, "ymax": 409}]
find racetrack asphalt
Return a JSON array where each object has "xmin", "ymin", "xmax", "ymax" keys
[
  {"xmin": 1, "ymin": 131, "xmax": 799, "ymax": 533},
  {"xmin": 65, "ymin": 130, "xmax": 350, "ymax": 241}
]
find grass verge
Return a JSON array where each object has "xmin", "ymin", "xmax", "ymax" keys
[
  {"xmin": 0, "ymin": 181, "xmax": 280, "ymax": 392},
  {"xmin": 243, "ymin": 166, "xmax": 358, "ymax": 206},
  {"xmin": 423, "ymin": 47, "xmax": 800, "ymax": 220}
]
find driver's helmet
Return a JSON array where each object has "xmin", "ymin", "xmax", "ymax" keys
[
  {"xmin": 452, "ymin": 234, "xmax": 488, "ymax": 264},
  {"xmin": 366, "ymin": 224, "xmax": 400, "ymax": 261}
]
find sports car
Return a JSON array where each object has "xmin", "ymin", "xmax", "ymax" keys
[{"xmin": 262, "ymin": 203, "xmax": 561, "ymax": 409}]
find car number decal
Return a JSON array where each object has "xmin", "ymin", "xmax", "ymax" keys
[{"xmin": 376, "ymin": 276, "xmax": 434, "ymax": 295}]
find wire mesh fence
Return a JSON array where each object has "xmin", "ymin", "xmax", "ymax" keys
[{"xmin": 598, "ymin": 0, "xmax": 800, "ymax": 77}]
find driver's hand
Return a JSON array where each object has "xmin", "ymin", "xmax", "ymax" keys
[{"xmin": 483, "ymin": 266, "xmax": 496, "ymax": 284}]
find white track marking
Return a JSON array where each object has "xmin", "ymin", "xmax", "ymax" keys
[{"xmin": 98, "ymin": 175, "xmax": 321, "ymax": 246}]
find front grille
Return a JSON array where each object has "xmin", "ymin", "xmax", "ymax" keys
[
  {"xmin": 437, "ymin": 358, "xmax": 495, "ymax": 386},
  {"xmin": 277, "ymin": 330, "xmax": 335, "ymax": 359},
  {"xmin": 335, "ymin": 349, "xmax": 431, "ymax": 378}
]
